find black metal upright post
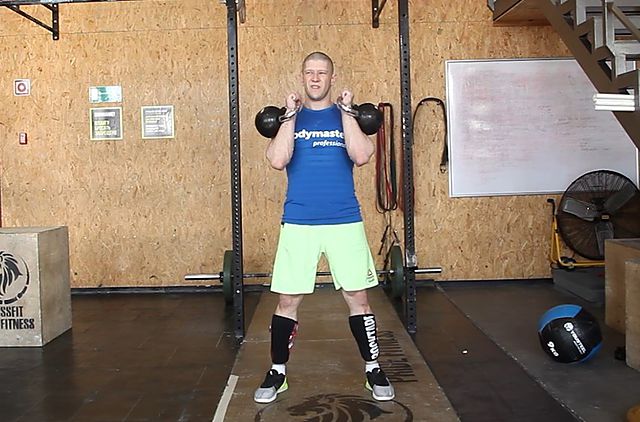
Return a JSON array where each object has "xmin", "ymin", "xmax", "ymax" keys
[
  {"xmin": 398, "ymin": 0, "xmax": 417, "ymax": 334},
  {"xmin": 226, "ymin": 0, "xmax": 245, "ymax": 339}
]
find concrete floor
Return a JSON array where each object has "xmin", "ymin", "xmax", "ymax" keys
[{"xmin": 437, "ymin": 280, "xmax": 640, "ymax": 422}]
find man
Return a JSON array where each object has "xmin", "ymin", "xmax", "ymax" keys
[{"xmin": 254, "ymin": 51, "xmax": 394, "ymax": 404}]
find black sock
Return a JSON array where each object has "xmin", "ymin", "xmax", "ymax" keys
[
  {"xmin": 349, "ymin": 314, "xmax": 380, "ymax": 361},
  {"xmin": 270, "ymin": 314, "xmax": 297, "ymax": 364}
]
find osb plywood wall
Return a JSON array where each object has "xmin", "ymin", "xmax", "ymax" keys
[{"xmin": 0, "ymin": 0, "xmax": 570, "ymax": 287}]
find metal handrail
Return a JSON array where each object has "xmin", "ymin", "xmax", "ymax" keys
[{"xmin": 607, "ymin": 1, "xmax": 640, "ymax": 41}]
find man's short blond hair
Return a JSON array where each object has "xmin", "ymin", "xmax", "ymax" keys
[{"xmin": 302, "ymin": 51, "xmax": 334, "ymax": 75}]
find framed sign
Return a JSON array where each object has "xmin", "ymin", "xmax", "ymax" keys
[
  {"xmin": 141, "ymin": 105, "xmax": 175, "ymax": 139},
  {"xmin": 90, "ymin": 107, "xmax": 123, "ymax": 141},
  {"xmin": 89, "ymin": 86, "xmax": 122, "ymax": 103}
]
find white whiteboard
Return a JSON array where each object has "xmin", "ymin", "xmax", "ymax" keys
[{"xmin": 445, "ymin": 58, "xmax": 639, "ymax": 197}]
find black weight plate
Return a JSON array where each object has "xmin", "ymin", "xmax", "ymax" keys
[
  {"xmin": 390, "ymin": 245, "xmax": 404, "ymax": 299},
  {"xmin": 223, "ymin": 250, "xmax": 233, "ymax": 305}
]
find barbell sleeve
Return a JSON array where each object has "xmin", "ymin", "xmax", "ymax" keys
[
  {"xmin": 185, "ymin": 273, "xmax": 222, "ymax": 281},
  {"xmin": 414, "ymin": 267, "xmax": 443, "ymax": 274}
]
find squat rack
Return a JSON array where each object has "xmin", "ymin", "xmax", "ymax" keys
[
  {"xmin": 220, "ymin": 0, "xmax": 421, "ymax": 339},
  {"xmin": 1, "ymin": 0, "xmax": 424, "ymax": 339}
]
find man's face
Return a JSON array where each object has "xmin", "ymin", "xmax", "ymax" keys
[{"xmin": 302, "ymin": 58, "xmax": 334, "ymax": 102}]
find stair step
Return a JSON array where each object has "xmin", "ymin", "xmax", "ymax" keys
[
  {"xmin": 614, "ymin": 69, "xmax": 640, "ymax": 91},
  {"xmin": 615, "ymin": 40, "xmax": 640, "ymax": 59},
  {"xmin": 557, "ymin": 0, "xmax": 640, "ymax": 30},
  {"xmin": 589, "ymin": 14, "xmax": 640, "ymax": 38},
  {"xmin": 576, "ymin": 19, "xmax": 597, "ymax": 50},
  {"xmin": 555, "ymin": 0, "xmax": 640, "ymax": 18},
  {"xmin": 593, "ymin": 42, "xmax": 640, "ymax": 61},
  {"xmin": 576, "ymin": 18, "xmax": 595, "ymax": 37},
  {"xmin": 592, "ymin": 43, "xmax": 638, "ymax": 76},
  {"xmin": 557, "ymin": 0, "xmax": 578, "ymax": 27},
  {"xmin": 557, "ymin": 0, "xmax": 577, "ymax": 16},
  {"xmin": 593, "ymin": 45, "xmax": 616, "ymax": 61},
  {"xmin": 584, "ymin": 0, "xmax": 640, "ymax": 14}
]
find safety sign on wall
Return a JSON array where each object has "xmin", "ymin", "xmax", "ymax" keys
[
  {"xmin": 141, "ymin": 105, "xmax": 175, "ymax": 139},
  {"xmin": 89, "ymin": 86, "xmax": 122, "ymax": 103},
  {"xmin": 90, "ymin": 107, "xmax": 123, "ymax": 141}
]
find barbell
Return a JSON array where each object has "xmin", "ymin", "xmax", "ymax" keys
[{"xmin": 185, "ymin": 245, "xmax": 442, "ymax": 304}]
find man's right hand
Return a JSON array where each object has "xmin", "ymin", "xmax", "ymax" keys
[{"xmin": 286, "ymin": 92, "xmax": 301, "ymax": 111}]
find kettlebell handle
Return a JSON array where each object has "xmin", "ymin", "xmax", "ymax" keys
[
  {"xmin": 335, "ymin": 96, "xmax": 360, "ymax": 117},
  {"xmin": 278, "ymin": 103, "xmax": 302, "ymax": 123}
]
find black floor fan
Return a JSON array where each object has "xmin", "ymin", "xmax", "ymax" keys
[{"xmin": 557, "ymin": 169, "xmax": 640, "ymax": 261}]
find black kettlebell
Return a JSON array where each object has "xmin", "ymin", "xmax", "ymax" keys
[
  {"xmin": 353, "ymin": 103, "xmax": 382, "ymax": 135},
  {"xmin": 255, "ymin": 106, "xmax": 286, "ymax": 138}
]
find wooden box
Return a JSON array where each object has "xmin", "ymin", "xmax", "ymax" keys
[
  {"xmin": 0, "ymin": 227, "xmax": 72, "ymax": 347},
  {"xmin": 626, "ymin": 259, "xmax": 640, "ymax": 371},
  {"xmin": 605, "ymin": 239, "xmax": 640, "ymax": 333}
]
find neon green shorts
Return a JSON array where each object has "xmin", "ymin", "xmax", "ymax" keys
[{"xmin": 270, "ymin": 222, "xmax": 379, "ymax": 294}]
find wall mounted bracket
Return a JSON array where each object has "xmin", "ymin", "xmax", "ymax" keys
[
  {"xmin": 372, "ymin": 0, "xmax": 387, "ymax": 28},
  {"xmin": 0, "ymin": 0, "xmax": 135, "ymax": 40},
  {"xmin": 2, "ymin": 3, "xmax": 59, "ymax": 39}
]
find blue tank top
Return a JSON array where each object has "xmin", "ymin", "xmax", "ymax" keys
[{"xmin": 282, "ymin": 105, "xmax": 362, "ymax": 225}]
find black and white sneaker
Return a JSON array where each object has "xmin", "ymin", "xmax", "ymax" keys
[
  {"xmin": 254, "ymin": 369, "xmax": 288, "ymax": 403},
  {"xmin": 365, "ymin": 368, "xmax": 395, "ymax": 401}
]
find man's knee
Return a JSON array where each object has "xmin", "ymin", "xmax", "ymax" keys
[
  {"xmin": 276, "ymin": 294, "xmax": 303, "ymax": 317},
  {"xmin": 343, "ymin": 289, "xmax": 372, "ymax": 315}
]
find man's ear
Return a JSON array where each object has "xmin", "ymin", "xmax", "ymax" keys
[{"xmin": 330, "ymin": 73, "xmax": 336, "ymax": 87}]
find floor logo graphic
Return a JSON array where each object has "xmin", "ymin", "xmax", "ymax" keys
[
  {"xmin": 0, "ymin": 251, "xmax": 30, "ymax": 305},
  {"xmin": 254, "ymin": 393, "xmax": 413, "ymax": 421}
]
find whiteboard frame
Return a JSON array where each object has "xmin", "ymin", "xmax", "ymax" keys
[{"xmin": 445, "ymin": 57, "xmax": 639, "ymax": 197}]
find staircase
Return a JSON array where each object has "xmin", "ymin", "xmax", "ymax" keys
[{"xmin": 490, "ymin": 0, "xmax": 640, "ymax": 150}]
